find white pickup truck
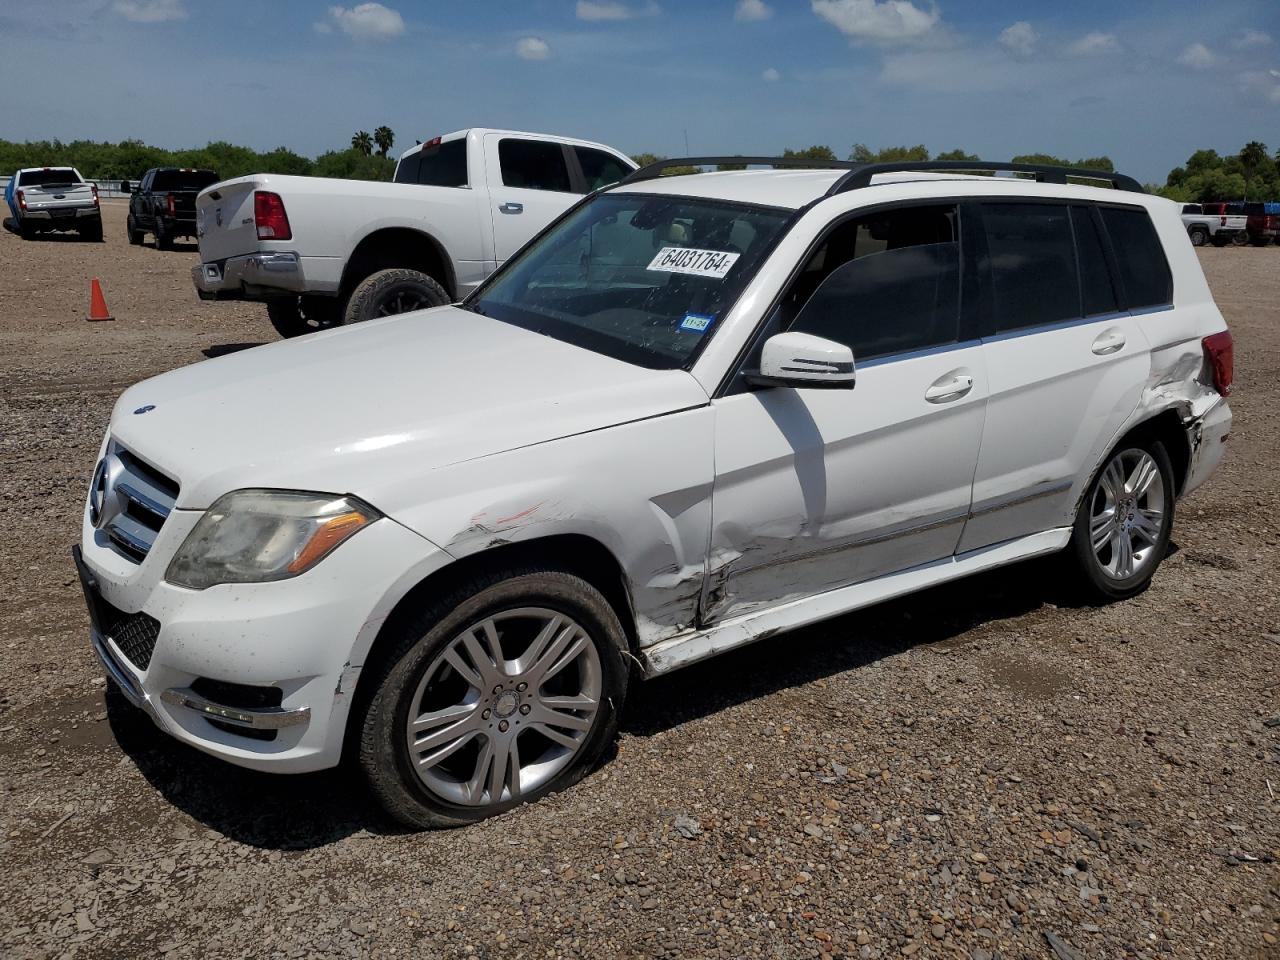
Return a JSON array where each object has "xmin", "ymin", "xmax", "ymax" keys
[
  {"xmin": 192, "ymin": 129, "xmax": 635, "ymax": 337},
  {"xmin": 1181, "ymin": 204, "xmax": 1247, "ymax": 247}
]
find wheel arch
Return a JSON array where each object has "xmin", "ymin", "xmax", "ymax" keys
[
  {"xmin": 340, "ymin": 226, "xmax": 456, "ymax": 299},
  {"xmin": 342, "ymin": 533, "xmax": 639, "ymax": 760},
  {"xmin": 1110, "ymin": 407, "xmax": 1193, "ymax": 497}
]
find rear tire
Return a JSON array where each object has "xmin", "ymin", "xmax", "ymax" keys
[
  {"xmin": 1232, "ymin": 232, "xmax": 1248, "ymax": 247},
  {"xmin": 126, "ymin": 214, "xmax": 144, "ymax": 245},
  {"xmin": 81, "ymin": 218, "xmax": 103, "ymax": 242},
  {"xmin": 343, "ymin": 268, "xmax": 450, "ymax": 326},
  {"xmin": 266, "ymin": 296, "xmax": 342, "ymax": 339},
  {"xmin": 19, "ymin": 219, "xmax": 36, "ymax": 240},
  {"xmin": 1188, "ymin": 226, "xmax": 1208, "ymax": 247},
  {"xmin": 1064, "ymin": 440, "xmax": 1175, "ymax": 602},
  {"xmin": 154, "ymin": 217, "xmax": 172, "ymax": 250},
  {"xmin": 357, "ymin": 568, "xmax": 629, "ymax": 829}
]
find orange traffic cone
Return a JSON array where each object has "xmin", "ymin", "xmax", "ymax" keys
[{"xmin": 87, "ymin": 278, "xmax": 114, "ymax": 322}]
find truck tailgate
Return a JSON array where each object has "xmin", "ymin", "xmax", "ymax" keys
[
  {"xmin": 195, "ymin": 178, "xmax": 261, "ymax": 262},
  {"xmin": 21, "ymin": 182, "xmax": 95, "ymax": 209}
]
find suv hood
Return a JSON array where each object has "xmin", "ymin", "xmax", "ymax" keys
[{"xmin": 109, "ymin": 306, "xmax": 708, "ymax": 511}]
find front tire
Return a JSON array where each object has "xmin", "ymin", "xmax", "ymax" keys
[
  {"xmin": 358, "ymin": 568, "xmax": 629, "ymax": 829},
  {"xmin": 1065, "ymin": 441, "xmax": 1175, "ymax": 602},
  {"xmin": 266, "ymin": 295, "xmax": 342, "ymax": 338},
  {"xmin": 343, "ymin": 268, "xmax": 450, "ymax": 326}
]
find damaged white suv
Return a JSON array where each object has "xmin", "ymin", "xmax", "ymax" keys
[{"xmin": 76, "ymin": 158, "xmax": 1233, "ymax": 827}]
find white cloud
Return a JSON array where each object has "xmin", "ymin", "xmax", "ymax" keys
[
  {"xmin": 998, "ymin": 20, "xmax": 1036, "ymax": 57},
  {"xmin": 313, "ymin": 20, "xmax": 333, "ymax": 33},
  {"xmin": 1239, "ymin": 69, "xmax": 1280, "ymax": 104},
  {"xmin": 112, "ymin": 0, "xmax": 185, "ymax": 23},
  {"xmin": 735, "ymin": 0, "xmax": 772, "ymax": 22},
  {"xmin": 1234, "ymin": 29, "xmax": 1272, "ymax": 49},
  {"xmin": 1177, "ymin": 42, "xmax": 1215, "ymax": 70},
  {"xmin": 516, "ymin": 36, "xmax": 551, "ymax": 60},
  {"xmin": 1068, "ymin": 31, "xmax": 1119, "ymax": 56},
  {"xmin": 762, "ymin": 66, "xmax": 781, "ymax": 81},
  {"xmin": 575, "ymin": 0, "xmax": 660, "ymax": 21},
  {"xmin": 811, "ymin": 0, "xmax": 940, "ymax": 44},
  {"xmin": 324, "ymin": 3, "xmax": 405, "ymax": 41}
]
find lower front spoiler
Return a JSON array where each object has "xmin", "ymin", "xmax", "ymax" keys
[{"xmin": 160, "ymin": 687, "xmax": 310, "ymax": 731}]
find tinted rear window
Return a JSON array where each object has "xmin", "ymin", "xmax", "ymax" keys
[
  {"xmin": 394, "ymin": 138, "xmax": 468, "ymax": 187},
  {"xmin": 151, "ymin": 170, "xmax": 219, "ymax": 191},
  {"xmin": 981, "ymin": 203, "xmax": 1079, "ymax": 332},
  {"xmin": 1072, "ymin": 206, "xmax": 1119, "ymax": 317},
  {"xmin": 18, "ymin": 169, "xmax": 81, "ymax": 186},
  {"xmin": 1099, "ymin": 206, "xmax": 1172, "ymax": 309}
]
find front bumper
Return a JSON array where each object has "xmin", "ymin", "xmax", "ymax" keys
[
  {"xmin": 192, "ymin": 251, "xmax": 306, "ymax": 301},
  {"xmin": 77, "ymin": 508, "xmax": 452, "ymax": 773}
]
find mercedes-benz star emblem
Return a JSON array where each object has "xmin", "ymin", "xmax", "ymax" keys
[{"xmin": 88, "ymin": 454, "xmax": 126, "ymax": 530}]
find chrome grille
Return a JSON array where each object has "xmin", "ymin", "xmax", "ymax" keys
[{"xmin": 96, "ymin": 443, "xmax": 180, "ymax": 563}]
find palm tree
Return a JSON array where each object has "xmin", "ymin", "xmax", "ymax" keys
[
  {"xmin": 351, "ymin": 131, "xmax": 374, "ymax": 156},
  {"xmin": 374, "ymin": 126, "xmax": 395, "ymax": 158}
]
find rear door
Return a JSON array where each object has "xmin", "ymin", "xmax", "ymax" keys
[
  {"xmin": 484, "ymin": 135, "xmax": 580, "ymax": 263},
  {"xmin": 958, "ymin": 201, "xmax": 1159, "ymax": 552}
]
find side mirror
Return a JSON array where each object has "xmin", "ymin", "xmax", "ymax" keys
[
  {"xmin": 120, "ymin": 181, "xmax": 132, "ymax": 194},
  {"xmin": 744, "ymin": 331, "xmax": 856, "ymax": 390}
]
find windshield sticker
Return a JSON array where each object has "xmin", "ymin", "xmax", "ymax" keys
[
  {"xmin": 647, "ymin": 246, "xmax": 740, "ymax": 279},
  {"xmin": 680, "ymin": 313, "xmax": 714, "ymax": 333}
]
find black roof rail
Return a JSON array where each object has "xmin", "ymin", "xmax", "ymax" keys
[
  {"xmin": 617, "ymin": 156, "xmax": 1145, "ymax": 195},
  {"xmin": 826, "ymin": 160, "xmax": 1145, "ymax": 195},
  {"xmin": 620, "ymin": 156, "xmax": 860, "ymax": 185}
]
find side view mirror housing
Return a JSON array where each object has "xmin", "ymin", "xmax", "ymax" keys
[
  {"xmin": 120, "ymin": 181, "xmax": 132, "ymax": 194},
  {"xmin": 744, "ymin": 332, "xmax": 856, "ymax": 390}
]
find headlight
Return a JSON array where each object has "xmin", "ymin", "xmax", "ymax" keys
[{"xmin": 166, "ymin": 490, "xmax": 380, "ymax": 590}]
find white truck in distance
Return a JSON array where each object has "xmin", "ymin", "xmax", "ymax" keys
[
  {"xmin": 1180, "ymin": 203, "xmax": 1247, "ymax": 247},
  {"xmin": 191, "ymin": 129, "xmax": 635, "ymax": 338}
]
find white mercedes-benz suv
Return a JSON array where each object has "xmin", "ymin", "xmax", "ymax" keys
[{"xmin": 76, "ymin": 158, "xmax": 1233, "ymax": 827}]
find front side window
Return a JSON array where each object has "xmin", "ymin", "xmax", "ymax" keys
[
  {"xmin": 575, "ymin": 147, "xmax": 631, "ymax": 193},
  {"xmin": 982, "ymin": 202, "xmax": 1079, "ymax": 332},
  {"xmin": 782, "ymin": 204, "xmax": 961, "ymax": 361},
  {"xmin": 499, "ymin": 139, "xmax": 571, "ymax": 192},
  {"xmin": 1099, "ymin": 206, "xmax": 1172, "ymax": 309},
  {"xmin": 468, "ymin": 192, "xmax": 792, "ymax": 368}
]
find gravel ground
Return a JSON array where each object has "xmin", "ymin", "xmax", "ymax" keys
[{"xmin": 0, "ymin": 203, "xmax": 1277, "ymax": 960}]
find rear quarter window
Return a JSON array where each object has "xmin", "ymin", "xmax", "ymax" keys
[
  {"xmin": 394, "ymin": 138, "xmax": 468, "ymax": 187},
  {"xmin": 1099, "ymin": 206, "xmax": 1172, "ymax": 309}
]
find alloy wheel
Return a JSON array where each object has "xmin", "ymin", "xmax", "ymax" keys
[
  {"xmin": 404, "ymin": 608, "xmax": 602, "ymax": 808},
  {"xmin": 1089, "ymin": 448, "xmax": 1167, "ymax": 580}
]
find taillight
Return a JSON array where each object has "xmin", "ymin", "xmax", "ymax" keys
[
  {"xmin": 1202, "ymin": 330, "xmax": 1234, "ymax": 397},
  {"xmin": 15, "ymin": 190, "xmax": 25, "ymax": 211},
  {"xmin": 166, "ymin": 193, "xmax": 175, "ymax": 216},
  {"xmin": 254, "ymin": 190, "xmax": 291, "ymax": 240},
  {"xmin": 91, "ymin": 184, "xmax": 100, "ymax": 207}
]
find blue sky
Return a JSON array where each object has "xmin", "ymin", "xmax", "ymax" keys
[{"xmin": 1, "ymin": 0, "xmax": 1277, "ymax": 183}]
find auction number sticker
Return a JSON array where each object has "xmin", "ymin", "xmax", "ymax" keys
[{"xmin": 647, "ymin": 246, "xmax": 740, "ymax": 279}]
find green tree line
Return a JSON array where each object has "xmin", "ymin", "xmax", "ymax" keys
[{"xmin": 0, "ymin": 138, "xmax": 396, "ymax": 182}]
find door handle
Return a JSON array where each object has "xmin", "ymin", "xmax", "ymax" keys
[
  {"xmin": 498, "ymin": 202, "xmax": 523, "ymax": 214},
  {"xmin": 924, "ymin": 374, "xmax": 974, "ymax": 404},
  {"xmin": 1092, "ymin": 329, "xmax": 1126, "ymax": 355}
]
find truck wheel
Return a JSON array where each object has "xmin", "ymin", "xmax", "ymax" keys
[
  {"xmin": 1188, "ymin": 226, "xmax": 1209, "ymax": 247},
  {"xmin": 1250, "ymin": 236, "xmax": 1273, "ymax": 247},
  {"xmin": 154, "ymin": 217, "xmax": 172, "ymax": 250},
  {"xmin": 344, "ymin": 268, "xmax": 450, "ymax": 326},
  {"xmin": 1232, "ymin": 232, "xmax": 1249, "ymax": 247},
  {"xmin": 81, "ymin": 218, "xmax": 103, "ymax": 243},
  {"xmin": 266, "ymin": 296, "xmax": 342, "ymax": 339},
  {"xmin": 356, "ymin": 566, "xmax": 629, "ymax": 829},
  {"xmin": 19, "ymin": 219, "xmax": 36, "ymax": 240},
  {"xmin": 126, "ymin": 215, "xmax": 144, "ymax": 245}
]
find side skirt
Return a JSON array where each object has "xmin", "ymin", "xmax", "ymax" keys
[{"xmin": 639, "ymin": 528, "xmax": 1072, "ymax": 677}]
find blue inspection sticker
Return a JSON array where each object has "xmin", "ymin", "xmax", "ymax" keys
[{"xmin": 680, "ymin": 313, "xmax": 714, "ymax": 333}]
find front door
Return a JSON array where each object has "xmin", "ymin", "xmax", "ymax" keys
[
  {"xmin": 705, "ymin": 202, "xmax": 988, "ymax": 623},
  {"xmin": 484, "ymin": 135, "xmax": 580, "ymax": 264}
]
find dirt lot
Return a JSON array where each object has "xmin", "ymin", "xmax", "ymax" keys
[{"xmin": 0, "ymin": 202, "xmax": 1276, "ymax": 960}]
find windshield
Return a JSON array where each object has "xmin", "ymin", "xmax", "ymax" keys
[
  {"xmin": 18, "ymin": 169, "xmax": 81, "ymax": 187},
  {"xmin": 468, "ymin": 192, "xmax": 792, "ymax": 369}
]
